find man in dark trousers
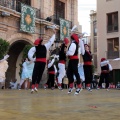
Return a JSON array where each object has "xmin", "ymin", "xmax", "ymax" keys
[
  {"xmin": 44, "ymin": 55, "xmax": 57, "ymax": 90},
  {"xmin": 66, "ymin": 34, "xmax": 82, "ymax": 95},
  {"xmin": 28, "ymin": 27, "xmax": 56, "ymax": 93},
  {"xmin": 79, "ymin": 38, "xmax": 93, "ymax": 92}
]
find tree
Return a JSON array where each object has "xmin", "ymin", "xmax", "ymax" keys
[{"xmin": 0, "ymin": 38, "xmax": 10, "ymax": 60}]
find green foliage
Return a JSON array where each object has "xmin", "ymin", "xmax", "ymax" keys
[
  {"xmin": 22, "ymin": 44, "xmax": 33, "ymax": 60},
  {"xmin": 0, "ymin": 38, "xmax": 10, "ymax": 60},
  {"xmin": 92, "ymin": 64, "xmax": 95, "ymax": 74}
]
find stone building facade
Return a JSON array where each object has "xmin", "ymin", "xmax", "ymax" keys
[
  {"xmin": 97, "ymin": 0, "xmax": 120, "ymax": 84},
  {"xmin": 90, "ymin": 10, "xmax": 97, "ymax": 71},
  {"xmin": 0, "ymin": 0, "xmax": 79, "ymax": 88}
]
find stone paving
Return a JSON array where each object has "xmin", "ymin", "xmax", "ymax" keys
[{"xmin": 0, "ymin": 89, "xmax": 119, "ymax": 120}]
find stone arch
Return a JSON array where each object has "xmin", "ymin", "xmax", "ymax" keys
[
  {"xmin": 5, "ymin": 35, "xmax": 34, "ymax": 88},
  {"xmin": 7, "ymin": 33, "xmax": 34, "ymax": 45}
]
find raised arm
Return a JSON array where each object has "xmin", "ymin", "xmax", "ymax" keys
[
  {"xmin": 79, "ymin": 39, "xmax": 85, "ymax": 55},
  {"xmin": 44, "ymin": 34, "xmax": 56, "ymax": 50},
  {"xmin": 108, "ymin": 64, "xmax": 112, "ymax": 71},
  {"xmin": 113, "ymin": 58, "xmax": 120, "ymax": 61},
  {"xmin": 54, "ymin": 65, "xmax": 57, "ymax": 74},
  {"xmin": 100, "ymin": 60, "xmax": 109, "ymax": 67},
  {"xmin": 48, "ymin": 58, "xmax": 55, "ymax": 68},
  {"xmin": 28, "ymin": 47, "xmax": 36, "ymax": 62},
  {"xmin": 0, "ymin": 55, "xmax": 9, "ymax": 62}
]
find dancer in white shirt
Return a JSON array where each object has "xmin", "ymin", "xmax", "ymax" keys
[{"xmin": 28, "ymin": 27, "xmax": 56, "ymax": 93}]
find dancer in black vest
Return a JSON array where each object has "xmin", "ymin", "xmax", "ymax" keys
[
  {"xmin": 98, "ymin": 58, "xmax": 112, "ymax": 91},
  {"xmin": 44, "ymin": 56, "xmax": 57, "ymax": 90},
  {"xmin": 80, "ymin": 40, "xmax": 93, "ymax": 92},
  {"xmin": 66, "ymin": 34, "xmax": 82, "ymax": 95},
  {"xmin": 28, "ymin": 30, "xmax": 56, "ymax": 93},
  {"xmin": 57, "ymin": 38, "xmax": 69, "ymax": 90}
]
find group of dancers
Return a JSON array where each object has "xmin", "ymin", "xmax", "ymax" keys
[
  {"xmin": 25, "ymin": 25, "xmax": 113, "ymax": 94},
  {"xmin": 0, "ymin": 25, "xmax": 114, "ymax": 92}
]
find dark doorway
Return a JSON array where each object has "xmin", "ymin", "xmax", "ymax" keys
[{"xmin": 5, "ymin": 40, "xmax": 31, "ymax": 88}]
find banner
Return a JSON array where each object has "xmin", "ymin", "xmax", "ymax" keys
[
  {"xmin": 60, "ymin": 18, "xmax": 70, "ymax": 40},
  {"xmin": 20, "ymin": 3, "xmax": 36, "ymax": 33}
]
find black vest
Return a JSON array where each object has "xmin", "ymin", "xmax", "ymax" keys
[
  {"xmin": 82, "ymin": 51, "xmax": 92, "ymax": 62},
  {"xmin": 101, "ymin": 64, "xmax": 109, "ymax": 71},
  {"xmin": 48, "ymin": 65, "xmax": 54, "ymax": 72},
  {"xmin": 35, "ymin": 45, "xmax": 47, "ymax": 58},
  {"xmin": 59, "ymin": 43, "xmax": 67, "ymax": 61}
]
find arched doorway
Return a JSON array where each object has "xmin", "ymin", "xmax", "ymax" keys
[{"xmin": 5, "ymin": 40, "xmax": 32, "ymax": 88}]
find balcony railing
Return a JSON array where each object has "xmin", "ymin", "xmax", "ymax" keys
[
  {"xmin": 107, "ymin": 24, "xmax": 118, "ymax": 33},
  {"xmin": 0, "ymin": 0, "xmax": 41, "ymax": 19},
  {"xmin": 106, "ymin": 51, "xmax": 119, "ymax": 59},
  {"xmin": 0, "ymin": 0, "xmax": 15, "ymax": 9},
  {"xmin": 50, "ymin": 14, "xmax": 72, "ymax": 29}
]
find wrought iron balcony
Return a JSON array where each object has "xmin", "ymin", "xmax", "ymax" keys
[
  {"xmin": 107, "ymin": 24, "xmax": 118, "ymax": 33},
  {"xmin": 0, "ymin": 0, "xmax": 41, "ymax": 19},
  {"xmin": 50, "ymin": 14, "xmax": 72, "ymax": 29},
  {"xmin": 106, "ymin": 51, "xmax": 119, "ymax": 59},
  {"xmin": 0, "ymin": 0, "xmax": 15, "ymax": 9}
]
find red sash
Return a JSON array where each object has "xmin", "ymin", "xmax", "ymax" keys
[
  {"xmin": 36, "ymin": 58, "xmax": 47, "ymax": 63},
  {"xmin": 69, "ymin": 55, "xmax": 78, "ymax": 60}
]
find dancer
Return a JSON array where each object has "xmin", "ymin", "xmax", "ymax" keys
[
  {"xmin": 44, "ymin": 55, "xmax": 57, "ymax": 90},
  {"xmin": 80, "ymin": 40, "xmax": 93, "ymax": 92},
  {"xmin": 19, "ymin": 58, "xmax": 29, "ymax": 89},
  {"xmin": 0, "ymin": 55, "xmax": 9, "ymax": 89},
  {"xmin": 9, "ymin": 78, "xmax": 18, "ymax": 89},
  {"xmin": 98, "ymin": 58, "xmax": 112, "ymax": 91},
  {"xmin": 28, "ymin": 27, "xmax": 56, "ymax": 93},
  {"xmin": 66, "ymin": 34, "xmax": 82, "ymax": 95},
  {"xmin": 26, "ymin": 58, "xmax": 34, "ymax": 81},
  {"xmin": 57, "ymin": 38, "xmax": 69, "ymax": 90}
]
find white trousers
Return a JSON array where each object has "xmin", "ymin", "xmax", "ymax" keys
[{"xmin": 58, "ymin": 63, "xmax": 66, "ymax": 84}]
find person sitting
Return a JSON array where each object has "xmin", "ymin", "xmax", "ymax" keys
[
  {"xmin": 9, "ymin": 79, "xmax": 18, "ymax": 89},
  {"xmin": 98, "ymin": 58, "xmax": 112, "ymax": 91},
  {"xmin": 92, "ymin": 74, "xmax": 100, "ymax": 89},
  {"xmin": 44, "ymin": 55, "xmax": 57, "ymax": 90}
]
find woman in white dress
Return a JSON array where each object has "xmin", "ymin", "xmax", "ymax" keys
[{"xmin": 0, "ymin": 55, "xmax": 9, "ymax": 89}]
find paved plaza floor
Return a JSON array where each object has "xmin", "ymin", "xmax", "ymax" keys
[{"xmin": 0, "ymin": 89, "xmax": 120, "ymax": 120}]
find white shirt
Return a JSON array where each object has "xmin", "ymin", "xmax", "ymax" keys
[
  {"xmin": 48, "ymin": 58, "xmax": 57, "ymax": 73},
  {"xmin": 28, "ymin": 34, "xmax": 56, "ymax": 61},
  {"xmin": 66, "ymin": 42, "xmax": 76, "ymax": 56},
  {"xmin": 79, "ymin": 39, "xmax": 85, "ymax": 55},
  {"xmin": 48, "ymin": 58, "xmax": 55, "ymax": 68}
]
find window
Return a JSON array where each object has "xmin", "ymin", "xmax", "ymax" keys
[
  {"xmin": 94, "ymin": 37, "xmax": 97, "ymax": 52},
  {"xmin": 93, "ymin": 21, "xmax": 97, "ymax": 36},
  {"xmin": 93, "ymin": 54, "xmax": 97, "ymax": 69},
  {"xmin": 0, "ymin": 0, "xmax": 15, "ymax": 9},
  {"xmin": 54, "ymin": 0, "xmax": 65, "ymax": 24},
  {"xmin": 106, "ymin": 0, "xmax": 112, "ymax": 1},
  {"xmin": 107, "ymin": 12, "xmax": 118, "ymax": 32},
  {"xmin": 16, "ymin": 0, "xmax": 31, "ymax": 5},
  {"xmin": 107, "ymin": 38, "xmax": 119, "ymax": 59},
  {"xmin": 16, "ymin": 0, "xmax": 31, "ymax": 12}
]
